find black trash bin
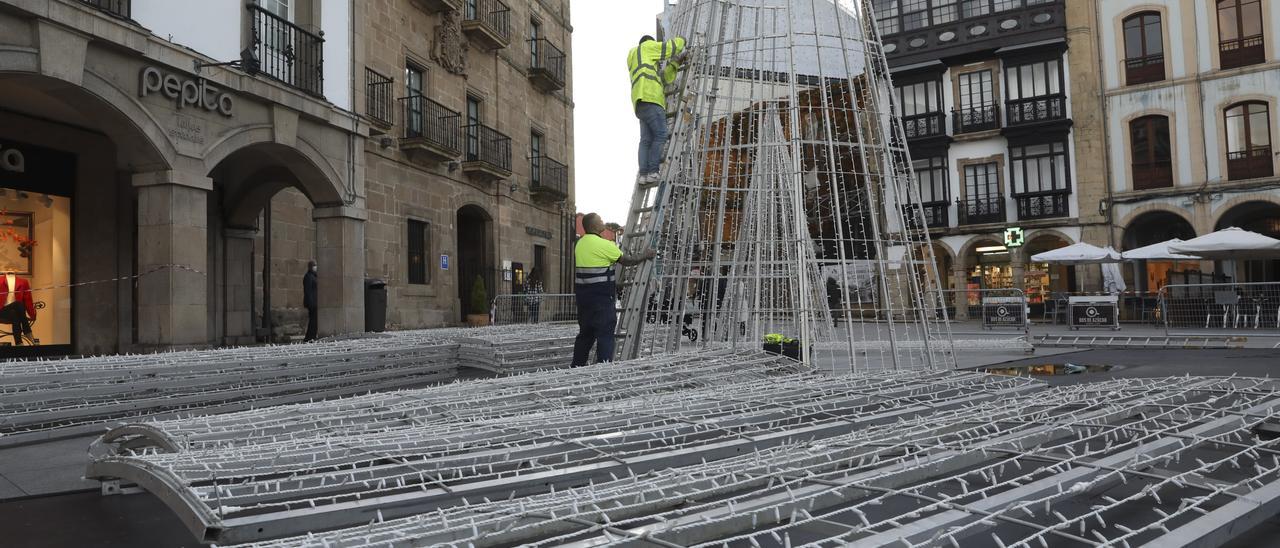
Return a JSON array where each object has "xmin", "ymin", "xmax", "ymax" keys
[{"xmin": 365, "ymin": 278, "xmax": 387, "ymax": 332}]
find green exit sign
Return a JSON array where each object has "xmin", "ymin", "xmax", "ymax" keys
[{"xmin": 1004, "ymin": 227, "xmax": 1025, "ymax": 248}]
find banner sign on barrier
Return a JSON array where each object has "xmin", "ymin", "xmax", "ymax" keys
[
  {"xmin": 982, "ymin": 297, "xmax": 1026, "ymax": 329},
  {"xmin": 1069, "ymin": 296, "xmax": 1119, "ymax": 330}
]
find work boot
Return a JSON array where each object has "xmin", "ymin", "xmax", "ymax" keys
[{"xmin": 642, "ymin": 172, "xmax": 660, "ymax": 184}]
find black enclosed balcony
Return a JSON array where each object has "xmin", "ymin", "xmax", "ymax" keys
[
  {"xmin": 958, "ymin": 197, "xmax": 1005, "ymax": 226},
  {"xmin": 1006, "ymin": 95, "xmax": 1066, "ymax": 126},
  {"xmin": 1227, "ymin": 147, "xmax": 1274, "ymax": 181},
  {"xmin": 531, "ymin": 156, "xmax": 569, "ymax": 200},
  {"xmin": 902, "ymin": 112, "xmax": 946, "ymax": 140},
  {"xmin": 953, "ymin": 104, "xmax": 1000, "ymax": 134},
  {"xmin": 79, "ymin": 0, "xmax": 130, "ymax": 18},
  {"xmin": 528, "ymin": 38, "xmax": 567, "ymax": 92},
  {"xmin": 399, "ymin": 95, "xmax": 462, "ymax": 163},
  {"xmin": 877, "ymin": 0, "xmax": 1066, "ymax": 66},
  {"xmin": 463, "ymin": 0, "xmax": 512, "ymax": 51},
  {"xmin": 1015, "ymin": 191, "xmax": 1071, "ymax": 220},
  {"xmin": 1221, "ymin": 35, "xmax": 1266, "ymax": 70},
  {"xmin": 248, "ymin": 3, "xmax": 325, "ymax": 97},
  {"xmin": 904, "ymin": 202, "xmax": 950, "ymax": 229},
  {"xmin": 463, "ymin": 123, "xmax": 513, "ymax": 181}
]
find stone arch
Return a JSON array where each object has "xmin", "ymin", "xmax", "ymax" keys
[
  {"xmin": 956, "ymin": 235, "xmax": 1005, "ymax": 269},
  {"xmin": 1213, "ymin": 194, "xmax": 1280, "ymax": 231},
  {"xmin": 205, "ymin": 128, "xmax": 347, "ymax": 222},
  {"xmin": 1121, "ymin": 209, "xmax": 1197, "ymax": 250},
  {"xmin": 0, "ymin": 68, "xmax": 174, "ymax": 172},
  {"xmin": 1116, "ymin": 202, "xmax": 1196, "ymax": 234}
]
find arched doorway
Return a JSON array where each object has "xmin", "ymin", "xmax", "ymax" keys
[
  {"xmin": 1216, "ymin": 201, "xmax": 1280, "ymax": 282},
  {"xmin": 456, "ymin": 205, "xmax": 493, "ymax": 321},
  {"xmin": 1024, "ymin": 233, "xmax": 1073, "ymax": 310},
  {"xmin": 0, "ymin": 72, "xmax": 170, "ymax": 356},
  {"xmin": 1122, "ymin": 211, "xmax": 1197, "ymax": 292},
  {"xmin": 211, "ymin": 142, "xmax": 348, "ymax": 344}
]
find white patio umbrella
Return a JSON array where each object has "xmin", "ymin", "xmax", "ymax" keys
[
  {"xmin": 1120, "ymin": 239, "xmax": 1200, "ymax": 261},
  {"xmin": 1168, "ymin": 227, "xmax": 1280, "ymax": 260},
  {"xmin": 1030, "ymin": 242, "xmax": 1122, "ymax": 265}
]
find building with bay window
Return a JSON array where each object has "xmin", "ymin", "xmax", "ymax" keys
[
  {"xmin": 1099, "ymin": 0, "xmax": 1280, "ymax": 288},
  {"xmin": 876, "ymin": 0, "xmax": 1106, "ymax": 315}
]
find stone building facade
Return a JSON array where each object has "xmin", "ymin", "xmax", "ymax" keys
[
  {"xmin": 875, "ymin": 0, "xmax": 1103, "ymax": 315},
  {"xmin": 350, "ymin": 0, "xmax": 576, "ymax": 328},
  {"xmin": 0, "ymin": 0, "xmax": 366, "ymax": 357}
]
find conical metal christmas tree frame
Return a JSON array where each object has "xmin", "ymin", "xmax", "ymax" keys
[{"xmin": 617, "ymin": 0, "xmax": 955, "ymax": 373}]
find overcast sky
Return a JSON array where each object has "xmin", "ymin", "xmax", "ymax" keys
[{"xmin": 572, "ymin": 0, "xmax": 667, "ymax": 224}]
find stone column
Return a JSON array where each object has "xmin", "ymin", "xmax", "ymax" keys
[
  {"xmin": 223, "ymin": 229, "xmax": 257, "ymax": 345},
  {"xmin": 952, "ymin": 266, "xmax": 970, "ymax": 320},
  {"xmin": 134, "ymin": 170, "xmax": 210, "ymax": 346},
  {"xmin": 314, "ymin": 206, "xmax": 367, "ymax": 336},
  {"xmin": 1010, "ymin": 249, "xmax": 1027, "ymax": 295}
]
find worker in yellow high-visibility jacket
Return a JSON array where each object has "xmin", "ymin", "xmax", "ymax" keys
[
  {"xmin": 627, "ymin": 35, "xmax": 687, "ymax": 184},
  {"xmin": 572, "ymin": 213, "xmax": 655, "ymax": 367}
]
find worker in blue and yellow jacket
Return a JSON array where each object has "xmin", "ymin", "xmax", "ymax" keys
[
  {"xmin": 572, "ymin": 213, "xmax": 655, "ymax": 367},
  {"xmin": 627, "ymin": 34, "xmax": 687, "ymax": 184}
]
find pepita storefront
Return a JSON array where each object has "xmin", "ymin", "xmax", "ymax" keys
[{"xmin": 0, "ymin": 3, "xmax": 366, "ymax": 357}]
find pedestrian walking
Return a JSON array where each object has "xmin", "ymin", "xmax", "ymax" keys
[
  {"xmin": 572, "ymin": 213, "xmax": 654, "ymax": 366},
  {"xmin": 524, "ymin": 267, "xmax": 544, "ymax": 323},
  {"xmin": 303, "ymin": 260, "xmax": 318, "ymax": 342}
]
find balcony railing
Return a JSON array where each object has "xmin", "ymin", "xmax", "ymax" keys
[
  {"xmin": 953, "ymin": 103, "xmax": 1000, "ymax": 134},
  {"xmin": 1015, "ymin": 191, "xmax": 1071, "ymax": 220},
  {"xmin": 400, "ymin": 96, "xmax": 462, "ymax": 160},
  {"xmin": 1132, "ymin": 161, "xmax": 1173, "ymax": 190},
  {"xmin": 528, "ymin": 38, "xmax": 567, "ymax": 92},
  {"xmin": 531, "ymin": 156, "xmax": 569, "ymax": 199},
  {"xmin": 79, "ymin": 0, "xmax": 130, "ymax": 19},
  {"xmin": 1220, "ymin": 35, "xmax": 1266, "ymax": 70},
  {"xmin": 958, "ymin": 196, "xmax": 1006, "ymax": 225},
  {"xmin": 904, "ymin": 202, "xmax": 950, "ymax": 229},
  {"xmin": 1006, "ymin": 95, "xmax": 1066, "ymax": 126},
  {"xmin": 462, "ymin": 0, "xmax": 512, "ymax": 50},
  {"xmin": 1124, "ymin": 54, "xmax": 1165, "ymax": 85},
  {"xmin": 365, "ymin": 69, "xmax": 393, "ymax": 126},
  {"xmin": 248, "ymin": 3, "xmax": 325, "ymax": 97},
  {"xmin": 464, "ymin": 123, "xmax": 513, "ymax": 178},
  {"xmin": 902, "ymin": 112, "xmax": 946, "ymax": 140},
  {"xmin": 1227, "ymin": 147, "xmax": 1274, "ymax": 181}
]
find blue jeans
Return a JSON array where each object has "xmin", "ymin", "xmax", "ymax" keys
[
  {"xmin": 636, "ymin": 101, "xmax": 668, "ymax": 175},
  {"xmin": 572, "ymin": 290, "xmax": 617, "ymax": 366}
]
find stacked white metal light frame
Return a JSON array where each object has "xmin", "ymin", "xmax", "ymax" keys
[{"xmin": 617, "ymin": 0, "xmax": 954, "ymax": 373}]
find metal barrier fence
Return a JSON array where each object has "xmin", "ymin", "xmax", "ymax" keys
[
  {"xmin": 491, "ymin": 293, "xmax": 577, "ymax": 325},
  {"xmin": 935, "ymin": 288, "xmax": 1030, "ymax": 335},
  {"xmin": 1159, "ymin": 282, "xmax": 1280, "ymax": 335}
]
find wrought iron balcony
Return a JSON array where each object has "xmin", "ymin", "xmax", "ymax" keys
[
  {"xmin": 957, "ymin": 196, "xmax": 1005, "ymax": 226},
  {"xmin": 463, "ymin": 0, "xmax": 512, "ymax": 51},
  {"xmin": 1132, "ymin": 160, "xmax": 1173, "ymax": 190},
  {"xmin": 399, "ymin": 95, "xmax": 461, "ymax": 162},
  {"xmin": 1005, "ymin": 94, "xmax": 1066, "ymax": 126},
  {"xmin": 953, "ymin": 104, "xmax": 1000, "ymax": 134},
  {"xmin": 904, "ymin": 202, "xmax": 950, "ymax": 229},
  {"xmin": 1227, "ymin": 147, "xmax": 1274, "ymax": 181},
  {"xmin": 528, "ymin": 38, "xmax": 567, "ymax": 92},
  {"xmin": 248, "ymin": 3, "xmax": 325, "ymax": 97},
  {"xmin": 531, "ymin": 156, "xmax": 569, "ymax": 200},
  {"xmin": 1124, "ymin": 54, "xmax": 1165, "ymax": 85},
  {"xmin": 1015, "ymin": 191, "xmax": 1071, "ymax": 220},
  {"xmin": 463, "ymin": 123, "xmax": 513, "ymax": 180},
  {"xmin": 1220, "ymin": 35, "xmax": 1266, "ymax": 70},
  {"xmin": 365, "ymin": 69, "xmax": 393, "ymax": 127},
  {"xmin": 902, "ymin": 112, "xmax": 946, "ymax": 140},
  {"xmin": 79, "ymin": 0, "xmax": 130, "ymax": 19}
]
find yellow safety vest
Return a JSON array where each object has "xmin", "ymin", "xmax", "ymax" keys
[
  {"xmin": 575, "ymin": 234, "xmax": 623, "ymax": 288},
  {"xmin": 627, "ymin": 37, "xmax": 686, "ymax": 110}
]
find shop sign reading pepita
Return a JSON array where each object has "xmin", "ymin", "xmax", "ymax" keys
[{"xmin": 139, "ymin": 66, "xmax": 234, "ymax": 117}]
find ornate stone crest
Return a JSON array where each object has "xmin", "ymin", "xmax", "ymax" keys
[{"xmin": 432, "ymin": 9, "xmax": 468, "ymax": 75}]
